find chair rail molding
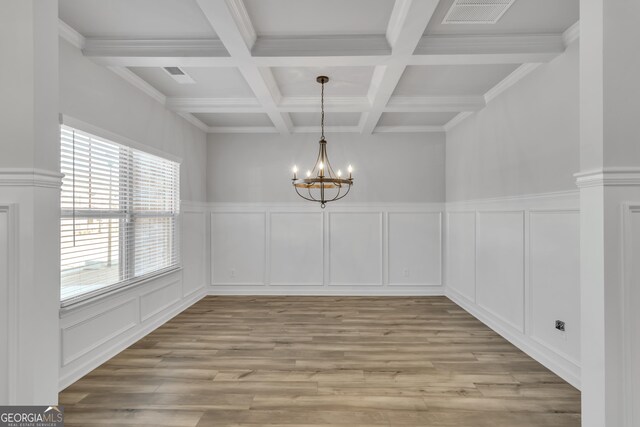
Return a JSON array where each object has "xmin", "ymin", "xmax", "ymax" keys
[
  {"xmin": 575, "ymin": 168, "xmax": 640, "ymax": 188},
  {"xmin": 0, "ymin": 168, "xmax": 64, "ymax": 189}
]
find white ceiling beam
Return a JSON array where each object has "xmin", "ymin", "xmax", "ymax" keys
[
  {"xmin": 165, "ymin": 95, "xmax": 486, "ymax": 114},
  {"xmin": 277, "ymin": 97, "xmax": 371, "ymax": 113},
  {"xmin": 76, "ymin": 35, "xmax": 570, "ymax": 67},
  {"xmin": 166, "ymin": 97, "xmax": 263, "ymax": 113},
  {"xmin": 195, "ymin": 0, "xmax": 293, "ymax": 134},
  {"xmin": 292, "ymin": 126, "xmax": 362, "ymax": 134},
  {"xmin": 208, "ymin": 126, "xmax": 278, "ymax": 133},
  {"xmin": 76, "ymin": 33, "xmax": 570, "ymax": 67},
  {"xmin": 82, "ymin": 38, "xmax": 234, "ymax": 67},
  {"xmin": 386, "ymin": 96, "xmax": 485, "ymax": 112},
  {"xmin": 411, "ymin": 33, "xmax": 565, "ymax": 65},
  {"xmin": 252, "ymin": 35, "xmax": 391, "ymax": 58},
  {"xmin": 360, "ymin": 0, "xmax": 440, "ymax": 134},
  {"xmin": 375, "ymin": 125, "xmax": 444, "ymax": 133}
]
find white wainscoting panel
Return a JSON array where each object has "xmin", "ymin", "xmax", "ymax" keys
[
  {"xmin": 445, "ymin": 191, "xmax": 581, "ymax": 388},
  {"xmin": 270, "ymin": 212, "xmax": 323, "ymax": 286},
  {"xmin": 61, "ymin": 298, "xmax": 139, "ymax": 367},
  {"xmin": 623, "ymin": 205, "xmax": 640, "ymax": 425},
  {"xmin": 388, "ymin": 212, "xmax": 441, "ymax": 286},
  {"xmin": 446, "ymin": 212, "xmax": 476, "ymax": 301},
  {"xmin": 140, "ymin": 279, "xmax": 182, "ymax": 322},
  {"xmin": 208, "ymin": 204, "xmax": 444, "ymax": 295},
  {"xmin": 181, "ymin": 210, "xmax": 207, "ymax": 297},
  {"xmin": 0, "ymin": 207, "xmax": 10, "ymax": 403},
  {"xmin": 211, "ymin": 212, "xmax": 266, "ymax": 285},
  {"xmin": 476, "ymin": 211, "xmax": 525, "ymax": 332},
  {"xmin": 329, "ymin": 212, "xmax": 383, "ymax": 286},
  {"xmin": 529, "ymin": 211, "xmax": 580, "ymax": 363}
]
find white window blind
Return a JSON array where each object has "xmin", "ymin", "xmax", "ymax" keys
[{"xmin": 60, "ymin": 125, "xmax": 180, "ymax": 304}]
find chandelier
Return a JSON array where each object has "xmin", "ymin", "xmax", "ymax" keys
[{"xmin": 291, "ymin": 76, "xmax": 354, "ymax": 208}]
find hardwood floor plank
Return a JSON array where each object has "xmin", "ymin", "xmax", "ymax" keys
[{"xmin": 60, "ymin": 296, "xmax": 580, "ymax": 426}]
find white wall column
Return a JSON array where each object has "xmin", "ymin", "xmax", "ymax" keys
[
  {"xmin": 0, "ymin": 0, "xmax": 61, "ymax": 404},
  {"xmin": 579, "ymin": 0, "xmax": 640, "ymax": 425}
]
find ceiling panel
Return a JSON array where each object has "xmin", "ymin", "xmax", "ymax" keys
[
  {"xmin": 244, "ymin": 0, "xmax": 395, "ymax": 36},
  {"xmin": 129, "ymin": 67, "xmax": 256, "ymax": 98},
  {"xmin": 272, "ymin": 67, "xmax": 375, "ymax": 97},
  {"xmin": 59, "ymin": 0, "xmax": 217, "ymax": 38},
  {"xmin": 291, "ymin": 112, "xmax": 361, "ymax": 127},
  {"xmin": 394, "ymin": 64, "xmax": 519, "ymax": 97},
  {"xmin": 193, "ymin": 113, "xmax": 274, "ymax": 127},
  {"xmin": 425, "ymin": 0, "xmax": 579, "ymax": 36},
  {"xmin": 378, "ymin": 112, "xmax": 458, "ymax": 127}
]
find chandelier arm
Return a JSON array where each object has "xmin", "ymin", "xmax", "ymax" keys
[
  {"xmin": 295, "ymin": 185, "xmax": 317, "ymax": 202},
  {"xmin": 331, "ymin": 183, "xmax": 352, "ymax": 202},
  {"xmin": 331, "ymin": 180, "xmax": 343, "ymax": 201}
]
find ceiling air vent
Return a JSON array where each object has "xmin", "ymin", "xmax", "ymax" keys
[
  {"xmin": 443, "ymin": 0, "xmax": 516, "ymax": 24},
  {"xmin": 162, "ymin": 66, "xmax": 195, "ymax": 84}
]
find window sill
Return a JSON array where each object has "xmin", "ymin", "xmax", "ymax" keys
[{"xmin": 60, "ymin": 266, "xmax": 183, "ymax": 316}]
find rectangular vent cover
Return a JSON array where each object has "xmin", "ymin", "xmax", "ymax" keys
[
  {"xmin": 163, "ymin": 66, "xmax": 195, "ymax": 84},
  {"xmin": 443, "ymin": 0, "xmax": 516, "ymax": 24},
  {"xmin": 164, "ymin": 66, "xmax": 185, "ymax": 76}
]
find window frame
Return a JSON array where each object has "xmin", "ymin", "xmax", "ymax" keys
[{"xmin": 60, "ymin": 117, "xmax": 182, "ymax": 308}]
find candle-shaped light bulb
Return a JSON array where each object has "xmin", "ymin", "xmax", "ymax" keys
[
  {"xmin": 292, "ymin": 165, "xmax": 298, "ymax": 179},
  {"xmin": 348, "ymin": 164, "xmax": 353, "ymax": 179},
  {"xmin": 306, "ymin": 170, "xmax": 311, "ymax": 178},
  {"xmin": 319, "ymin": 162, "xmax": 324, "ymax": 170},
  {"xmin": 337, "ymin": 170, "xmax": 342, "ymax": 177}
]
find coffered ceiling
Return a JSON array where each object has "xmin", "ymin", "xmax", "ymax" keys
[{"xmin": 58, "ymin": 0, "xmax": 579, "ymax": 134}]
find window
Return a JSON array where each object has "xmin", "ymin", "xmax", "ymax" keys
[{"xmin": 60, "ymin": 125, "xmax": 180, "ymax": 304}]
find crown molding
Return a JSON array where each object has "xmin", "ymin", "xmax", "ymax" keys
[
  {"xmin": 563, "ymin": 21, "xmax": 580, "ymax": 47},
  {"xmin": 0, "ymin": 169, "xmax": 64, "ymax": 188},
  {"xmin": 58, "ymin": 19, "xmax": 85, "ymax": 49},
  {"xmin": 443, "ymin": 112, "xmax": 473, "ymax": 132},
  {"xmin": 484, "ymin": 63, "xmax": 541, "ymax": 103},
  {"xmin": 107, "ymin": 66, "xmax": 166, "ymax": 105},
  {"xmin": 177, "ymin": 113, "xmax": 209, "ymax": 132},
  {"xmin": 575, "ymin": 168, "xmax": 640, "ymax": 188}
]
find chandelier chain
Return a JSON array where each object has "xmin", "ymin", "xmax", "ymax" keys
[{"xmin": 321, "ymin": 79, "xmax": 325, "ymax": 140}]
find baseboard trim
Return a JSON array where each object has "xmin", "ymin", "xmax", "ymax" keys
[
  {"xmin": 207, "ymin": 286, "xmax": 445, "ymax": 296},
  {"xmin": 58, "ymin": 288, "xmax": 206, "ymax": 391},
  {"xmin": 446, "ymin": 288, "xmax": 581, "ymax": 389}
]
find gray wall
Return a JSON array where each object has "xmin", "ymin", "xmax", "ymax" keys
[
  {"xmin": 59, "ymin": 40, "xmax": 208, "ymax": 202},
  {"xmin": 207, "ymin": 132, "xmax": 446, "ymax": 203},
  {"xmin": 446, "ymin": 41, "xmax": 579, "ymax": 202}
]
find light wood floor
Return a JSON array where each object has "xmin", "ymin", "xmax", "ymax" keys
[{"xmin": 59, "ymin": 296, "xmax": 581, "ymax": 426}]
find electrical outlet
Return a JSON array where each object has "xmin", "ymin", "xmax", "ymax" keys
[{"xmin": 555, "ymin": 320, "xmax": 565, "ymax": 332}]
